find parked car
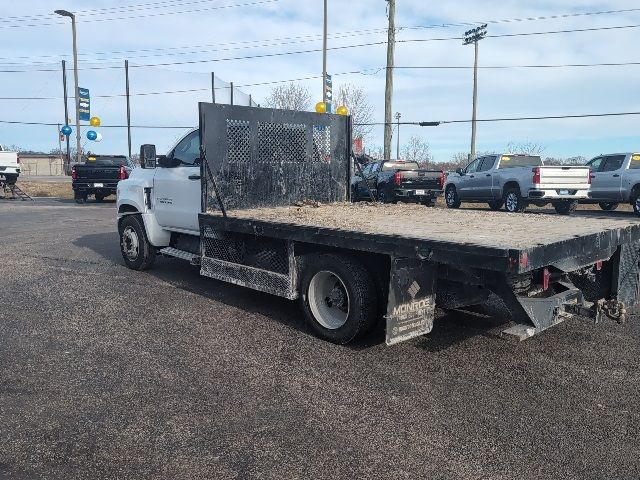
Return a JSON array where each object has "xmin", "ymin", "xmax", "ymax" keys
[
  {"xmin": 0, "ymin": 145, "xmax": 20, "ymax": 185},
  {"xmin": 351, "ymin": 160, "xmax": 445, "ymax": 206},
  {"xmin": 72, "ymin": 154, "xmax": 133, "ymax": 203},
  {"xmin": 444, "ymin": 154, "xmax": 591, "ymax": 214},
  {"xmin": 580, "ymin": 153, "xmax": 640, "ymax": 215}
]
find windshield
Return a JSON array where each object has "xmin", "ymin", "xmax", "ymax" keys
[
  {"xmin": 85, "ymin": 156, "xmax": 129, "ymax": 167},
  {"xmin": 498, "ymin": 155, "xmax": 542, "ymax": 168},
  {"xmin": 382, "ymin": 161, "xmax": 419, "ymax": 171}
]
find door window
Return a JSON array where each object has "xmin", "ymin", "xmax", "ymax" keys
[
  {"xmin": 168, "ymin": 131, "xmax": 201, "ymax": 166},
  {"xmin": 587, "ymin": 157, "xmax": 604, "ymax": 172},
  {"xmin": 464, "ymin": 158, "xmax": 481, "ymax": 174},
  {"xmin": 600, "ymin": 155, "xmax": 625, "ymax": 172},
  {"xmin": 478, "ymin": 156, "xmax": 496, "ymax": 172},
  {"xmin": 361, "ymin": 163, "xmax": 373, "ymax": 176}
]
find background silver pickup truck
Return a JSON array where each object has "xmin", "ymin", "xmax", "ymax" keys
[
  {"xmin": 444, "ymin": 154, "xmax": 591, "ymax": 214},
  {"xmin": 581, "ymin": 152, "xmax": 640, "ymax": 215}
]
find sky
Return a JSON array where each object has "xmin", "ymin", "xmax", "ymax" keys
[{"xmin": 0, "ymin": 0, "xmax": 638, "ymax": 163}]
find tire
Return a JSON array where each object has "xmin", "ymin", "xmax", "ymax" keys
[
  {"xmin": 422, "ymin": 198, "xmax": 436, "ymax": 207},
  {"xmin": 299, "ymin": 254, "xmax": 377, "ymax": 344},
  {"xmin": 599, "ymin": 202, "xmax": 619, "ymax": 211},
  {"xmin": 118, "ymin": 214, "xmax": 156, "ymax": 271},
  {"xmin": 554, "ymin": 200, "xmax": 578, "ymax": 215},
  {"xmin": 5, "ymin": 174, "xmax": 17, "ymax": 185},
  {"xmin": 95, "ymin": 193, "xmax": 106, "ymax": 203},
  {"xmin": 74, "ymin": 193, "xmax": 87, "ymax": 204},
  {"xmin": 378, "ymin": 189, "xmax": 395, "ymax": 204},
  {"xmin": 445, "ymin": 186, "xmax": 461, "ymax": 209},
  {"xmin": 503, "ymin": 188, "xmax": 526, "ymax": 213},
  {"xmin": 632, "ymin": 193, "xmax": 640, "ymax": 217},
  {"xmin": 487, "ymin": 200, "xmax": 503, "ymax": 211}
]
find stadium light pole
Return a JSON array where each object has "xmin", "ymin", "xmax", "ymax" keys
[
  {"xmin": 463, "ymin": 23, "xmax": 487, "ymax": 161},
  {"xmin": 55, "ymin": 9, "xmax": 81, "ymax": 164}
]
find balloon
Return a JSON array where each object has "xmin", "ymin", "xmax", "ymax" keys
[
  {"xmin": 61, "ymin": 125, "xmax": 72, "ymax": 136},
  {"xmin": 94, "ymin": 132, "xmax": 103, "ymax": 142},
  {"xmin": 315, "ymin": 101, "xmax": 327, "ymax": 114},
  {"xmin": 86, "ymin": 130, "xmax": 97, "ymax": 141},
  {"xmin": 336, "ymin": 105, "xmax": 349, "ymax": 116},
  {"xmin": 89, "ymin": 116, "xmax": 101, "ymax": 127}
]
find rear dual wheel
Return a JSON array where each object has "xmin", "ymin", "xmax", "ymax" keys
[{"xmin": 300, "ymin": 254, "xmax": 377, "ymax": 344}]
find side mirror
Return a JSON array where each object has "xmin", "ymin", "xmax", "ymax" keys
[
  {"xmin": 158, "ymin": 155, "xmax": 177, "ymax": 168},
  {"xmin": 455, "ymin": 168, "xmax": 464, "ymax": 175},
  {"xmin": 140, "ymin": 144, "xmax": 156, "ymax": 169}
]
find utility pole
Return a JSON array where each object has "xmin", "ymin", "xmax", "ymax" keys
[
  {"xmin": 322, "ymin": 0, "xmax": 328, "ymax": 105},
  {"xmin": 463, "ymin": 24, "xmax": 487, "ymax": 160},
  {"xmin": 211, "ymin": 72, "xmax": 216, "ymax": 103},
  {"xmin": 61, "ymin": 60, "xmax": 70, "ymax": 173},
  {"xmin": 395, "ymin": 112, "xmax": 401, "ymax": 159},
  {"xmin": 383, "ymin": 0, "xmax": 396, "ymax": 160},
  {"xmin": 125, "ymin": 60, "xmax": 132, "ymax": 159},
  {"xmin": 55, "ymin": 10, "xmax": 82, "ymax": 165}
]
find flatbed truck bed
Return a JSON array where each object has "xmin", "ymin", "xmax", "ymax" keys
[{"xmin": 203, "ymin": 203, "xmax": 640, "ymax": 274}]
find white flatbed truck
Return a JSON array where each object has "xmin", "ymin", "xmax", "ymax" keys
[{"xmin": 117, "ymin": 104, "xmax": 640, "ymax": 345}]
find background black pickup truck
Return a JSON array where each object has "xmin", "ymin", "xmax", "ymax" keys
[
  {"xmin": 72, "ymin": 155, "xmax": 132, "ymax": 203},
  {"xmin": 351, "ymin": 160, "xmax": 445, "ymax": 205}
]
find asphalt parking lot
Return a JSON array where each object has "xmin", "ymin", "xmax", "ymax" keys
[{"xmin": 1, "ymin": 198, "xmax": 639, "ymax": 480}]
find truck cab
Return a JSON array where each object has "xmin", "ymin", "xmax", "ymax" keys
[{"xmin": 117, "ymin": 130, "xmax": 202, "ymax": 266}]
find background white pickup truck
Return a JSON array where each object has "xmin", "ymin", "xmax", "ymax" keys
[
  {"xmin": 0, "ymin": 145, "xmax": 20, "ymax": 184},
  {"xmin": 444, "ymin": 154, "xmax": 591, "ymax": 214}
]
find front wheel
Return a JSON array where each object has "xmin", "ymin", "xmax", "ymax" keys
[
  {"xmin": 445, "ymin": 186, "xmax": 461, "ymax": 209},
  {"xmin": 503, "ymin": 188, "xmax": 527, "ymax": 213},
  {"xmin": 554, "ymin": 200, "xmax": 578, "ymax": 215},
  {"xmin": 118, "ymin": 214, "xmax": 156, "ymax": 270},
  {"xmin": 299, "ymin": 254, "xmax": 377, "ymax": 344},
  {"xmin": 599, "ymin": 202, "xmax": 619, "ymax": 211}
]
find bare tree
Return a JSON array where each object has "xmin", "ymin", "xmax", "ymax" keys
[
  {"xmin": 336, "ymin": 83, "xmax": 374, "ymax": 141},
  {"xmin": 544, "ymin": 155, "xmax": 586, "ymax": 166},
  {"xmin": 368, "ymin": 145, "xmax": 385, "ymax": 160},
  {"xmin": 265, "ymin": 83, "xmax": 312, "ymax": 111},
  {"xmin": 506, "ymin": 140, "xmax": 546, "ymax": 156},
  {"xmin": 401, "ymin": 135, "xmax": 432, "ymax": 164}
]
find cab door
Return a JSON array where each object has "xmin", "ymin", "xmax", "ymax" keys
[
  {"xmin": 153, "ymin": 130, "xmax": 202, "ymax": 232},
  {"xmin": 596, "ymin": 155, "xmax": 625, "ymax": 201},
  {"xmin": 475, "ymin": 156, "xmax": 497, "ymax": 198},
  {"xmin": 458, "ymin": 157, "xmax": 481, "ymax": 199}
]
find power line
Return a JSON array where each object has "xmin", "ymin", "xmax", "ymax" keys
[
  {"xmin": 357, "ymin": 111, "xmax": 640, "ymax": 126},
  {"xmin": 0, "ymin": 0, "xmax": 279, "ymax": 29},
  {"xmin": 1, "ymin": 23, "xmax": 639, "ymax": 73},
  {"xmin": 2, "ymin": 22, "xmax": 640, "ymax": 72},
  {"xmin": 3, "ymin": 111, "xmax": 640, "ymax": 128}
]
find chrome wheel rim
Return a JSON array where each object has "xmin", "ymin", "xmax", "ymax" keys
[
  {"xmin": 506, "ymin": 193, "xmax": 518, "ymax": 212},
  {"xmin": 308, "ymin": 270, "xmax": 350, "ymax": 329},
  {"xmin": 635, "ymin": 197, "xmax": 640, "ymax": 212},
  {"xmin": 122, "ymin": 226, "xmax": 140, "ymax": 260}
]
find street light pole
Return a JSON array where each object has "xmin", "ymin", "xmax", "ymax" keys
[
  {"xmin": 55, "ymin": 10, "xmax": 81, "ymax": 165},
  {"xmin": 395, "ymin": 112, "xmax": 401, "ymax": 159},
  {"xmin": 463, "ymin": 24, "xmax": 487, "ymax": 161}
]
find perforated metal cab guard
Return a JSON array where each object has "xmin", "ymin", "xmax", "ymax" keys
[{"xmin": 198, "ymin": 103, "xmax": 350, "ymax": 212}]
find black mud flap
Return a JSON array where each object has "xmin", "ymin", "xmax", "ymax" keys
[{"xmin": 385, "ymin": 257, "xmax": 437, "ymax": 345}]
